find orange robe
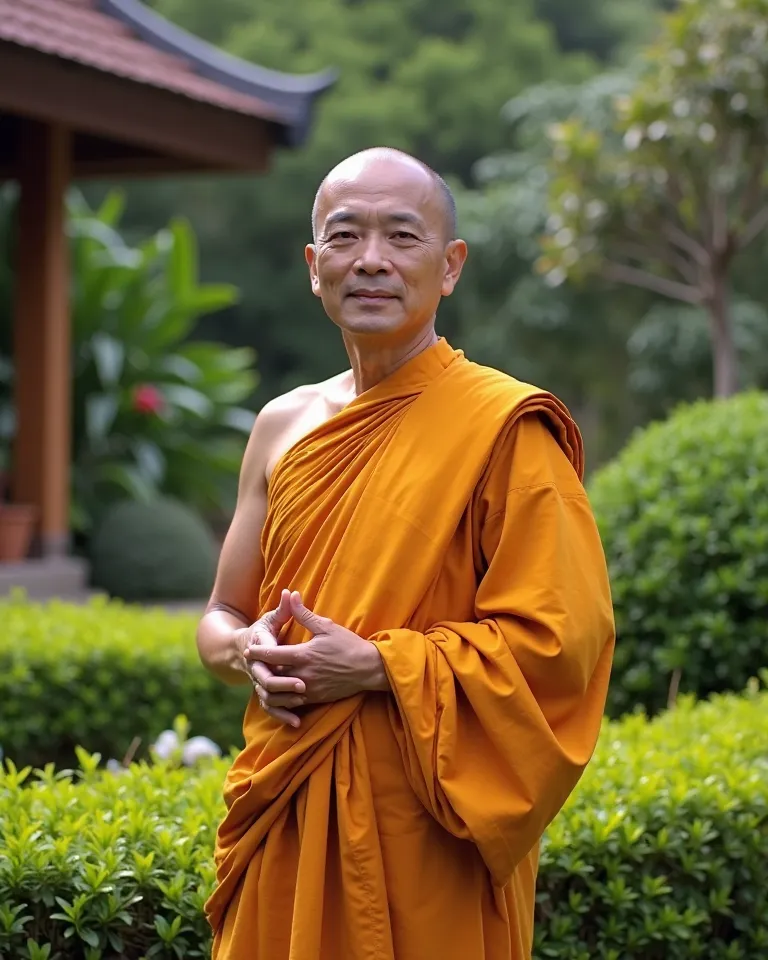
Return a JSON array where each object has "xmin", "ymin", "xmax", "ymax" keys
[{"xmin": 206, "ymin": 338, "xmax": 614, "ymax": 960}]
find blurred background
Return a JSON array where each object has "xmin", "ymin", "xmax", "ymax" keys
[{"xmin": 2, "ymin": 0, "xmax": 768, "ymax": 601}]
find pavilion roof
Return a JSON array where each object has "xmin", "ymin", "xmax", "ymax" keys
[{"xmin": 0, "ymin": 0, "xmax": 336, "ymax": 146}]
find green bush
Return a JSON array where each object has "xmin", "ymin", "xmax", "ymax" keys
[
  {"xmin": 0, "ymin": 594, "xmax": 247, "ymax": 770},
  {"xmin": 1, "ymin": 688, "xmax": 766, "ymax": 959},
  {"xmin": 588, "ymin": 391, "xmax": 768, "ymax": 716},
  {"xmin": 90, "ymin": 498, "xmax": 218, "ymax": 602}
]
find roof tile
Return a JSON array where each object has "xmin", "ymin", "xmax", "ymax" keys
[{"xmin": 0, "ymin": 0, "xmax": 279, "ymax": 120}]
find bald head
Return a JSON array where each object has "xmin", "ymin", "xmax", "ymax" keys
[{"xmin": 311, "ymin": 148, "xmax": 457, "ymax": 243}]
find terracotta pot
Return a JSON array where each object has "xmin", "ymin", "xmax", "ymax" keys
[{"xmin": 0, "ymin": 504, "xmax": 38, "ymax": 562}]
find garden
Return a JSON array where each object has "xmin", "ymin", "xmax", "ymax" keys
[{"xmin": 2, "ymin": 0, "xmax": 768, "ymax": 957}]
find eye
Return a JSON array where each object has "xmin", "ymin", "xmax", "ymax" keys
[
  {"xmin": 329, "ymin": 231, "xmax": 356, "ymax": 241},
  {"xmin": 392, "ymin": 231, "xmax": 417, "ymax": 241}
]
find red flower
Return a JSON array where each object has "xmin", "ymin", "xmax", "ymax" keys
[{"xmin": 132, "ymin": 383, "xmax": 164, "ymax": 415}]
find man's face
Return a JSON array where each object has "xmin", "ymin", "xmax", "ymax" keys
[{"xmin": 305, "ymin": 157, "xmax": 467, "ymax": 340}]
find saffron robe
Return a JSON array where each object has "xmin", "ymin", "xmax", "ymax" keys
[{"xmin": 206, "ymin": 338, "xmax": 614, "ymax": 960}]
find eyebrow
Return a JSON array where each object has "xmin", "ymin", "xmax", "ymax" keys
[{"xmin": 322, "ymin": 211, "xmax": 426, "ymax": 232}]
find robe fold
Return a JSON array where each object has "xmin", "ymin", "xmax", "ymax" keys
[{"xmin": 206, "ymin": 338, "xmax": 615, "ymax": 960}]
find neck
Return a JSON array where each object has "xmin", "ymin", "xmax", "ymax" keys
[{"xmin": 342, "ymin": 325, "xmax": 439, "ymax": 395}]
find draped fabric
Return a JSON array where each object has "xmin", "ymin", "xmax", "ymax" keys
[{"xmin": 206, "ymin": 339, "xmax": 615, "ymax": 960}]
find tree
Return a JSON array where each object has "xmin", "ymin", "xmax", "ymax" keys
[
  {"xmin": 449, "ymin": 72, "xmax": 651, "ymax": 467},
  {"xmin": 97, "ymin": 0, "xmax": 659, "ymax": 410},
  {"xmin": 538, "ymin": 0, "xmax": 768, "ymax": 397}
]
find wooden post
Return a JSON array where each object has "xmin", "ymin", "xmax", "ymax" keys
[{"xmin": 12, "ymin": 120, "xmax": 72, "ymax": 557}]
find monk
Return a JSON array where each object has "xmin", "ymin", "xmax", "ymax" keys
[{"xmin": 196, "ymin": 147, "xmax": 615, "ymax": 960}]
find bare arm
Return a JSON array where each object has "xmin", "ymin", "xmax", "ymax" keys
[{"xmin": 196, "ymin": 407, "xmax": 274, "ymax": 686}]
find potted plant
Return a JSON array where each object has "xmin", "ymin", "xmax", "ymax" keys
[{"xmin": 0, "ymin": 446, "xmax": 38, "ymax": 562}]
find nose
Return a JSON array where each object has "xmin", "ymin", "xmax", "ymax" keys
[{"xmin": 353, "ymin": 235, "xmax": 393, "ymax": 276}]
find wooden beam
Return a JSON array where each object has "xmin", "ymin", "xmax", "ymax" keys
[
  {"xmin": 0, "ymin": 43, "xmax": 275, "ymax": 174},
  {"xmin": 12, "ymin": 120, "xmax": 72, "ymax": 557}
]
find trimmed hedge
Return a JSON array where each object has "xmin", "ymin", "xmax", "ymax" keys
[
  {"xmin": 1, "ymin": 688, "xmax": 766, "ymax": 958},
  {"xmin": 588, "ymin": 391, "xmax": 768, "ymax": 716},
  {"xmin": 0, "ymin": 594, "xmax": 248, "ymax": 769},
  {"xmin": 90, "ymin": 498, "xmax": 220, "ymax": 603}
]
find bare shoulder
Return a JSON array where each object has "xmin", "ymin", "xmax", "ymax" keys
[{"xmin": 243, "ymin": 371, "xmax": 354, "ymax": 487}]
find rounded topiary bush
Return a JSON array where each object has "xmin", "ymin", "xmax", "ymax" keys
[
  {"xmin": 589, "ymin": 391, "xmax": 768, "ymax": 717},
  {"xmin": 91, "ymin": 497, "xmax": 218, "ymax": 601}
]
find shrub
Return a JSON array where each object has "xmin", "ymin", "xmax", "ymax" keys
[
  {"xmin": 534, "ymin": 682, "xmax": 768, "ymax": 959},
  {"xmin": 588, "ymin": 391, "xmax": 768, "ymax": 717},
  {"xmin": 90, "ymin": 498, "xmax": 218, "ymax": 602},
  {"xmin": 1, "ymin": 688, "xmax": 766, "ymax": 959},
  {"xmin": 0, "ymin": 594, "xmax": 248, "ymax": 770}
]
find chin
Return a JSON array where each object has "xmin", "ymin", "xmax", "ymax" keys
[{"xmin": 334, "ymin": 304, "xmax": 409, "ymax": 336}]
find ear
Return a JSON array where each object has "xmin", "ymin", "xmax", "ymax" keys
[
  {"xmin": 305, "ymin": 244, "xmax": 322, "ymax": 298},
  {"xmin": 441, "ymin": 239, "xmax": 468, "ymax": 297}
]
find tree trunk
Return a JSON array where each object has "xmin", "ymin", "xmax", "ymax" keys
[{"xmin": 708, "ymin": 273, "xmax": 738, "ymax": 398}]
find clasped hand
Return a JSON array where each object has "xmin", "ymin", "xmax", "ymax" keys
[{"xmin": 242, "ymin": 590, "xmax": 389, "ymax": 727}]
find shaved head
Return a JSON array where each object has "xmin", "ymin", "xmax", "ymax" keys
[{"xmin": 312, "ymin": 147, "xmax": 457, "ymax": 242}]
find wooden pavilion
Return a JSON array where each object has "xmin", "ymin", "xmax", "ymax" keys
[{"xmin": 0, "ymin": 0, "xmax": 335, "ymax": 597}]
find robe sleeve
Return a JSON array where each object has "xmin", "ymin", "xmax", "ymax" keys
[{"xmin": 370, "ymin": 413, "xmax": 615, "ymax": 885}]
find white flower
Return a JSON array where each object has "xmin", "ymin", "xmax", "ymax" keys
[
  {"xmin": 182, "ymin": 736, "xmax": 222, "ymax": 766},
  {"xmin": 698, "ymin": 122, "xmax": 717, "ymax": 143},
  {"xmin": 546, "ymin": 213, "xmax": 564, "ymax": 233},
  {"xmin": 152, "ymin": 729, "xmax": 180, "ymax": 760},
  {"xmin": 672, "ymin": 98, "xmax": 691, "ymax": 118},
  {"xmin": 562, "ymin": 247, "xmax": 580, "ymax": 267},
  {"xmin": 648, "ymin": 120, "xmax": 668, "ymax": 141},
  {"xmin": 554, "ymin": 227, "xmax": 575, "ymax": 248}
]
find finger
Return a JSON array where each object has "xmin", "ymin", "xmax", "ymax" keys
[
  {"xmin": 260, "ymin": 692, "xmax": 306, "ymax": 709},
  {"xmin": 255, "ymin": 672, "xmax": 306, "ymax": 695},
  {"xmin": 289, "ymin": 592, "xmax": 332, "ymax": 636},
  {"xmin": 274, "ymin": 588, "xmax": 293, "ymax": 625},
  {"xmin": 250, "ymin": 660, "xmax": 278, "ymax": 689},
  {"xmin": 259, "ymin": 701, "xmax": 301, "ymax": 728},
  {"xmin": 249, "ymin": 644, "xmax": 306, "ymax": 667},
  {"xmin": 264, "ymin": 589, "xmax": 293, "ymax": 631},
  {"xmin": 250, "ymin": 621, "xmax": 280, "ymax": 649}
]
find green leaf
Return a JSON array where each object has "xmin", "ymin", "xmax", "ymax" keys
[
  {"xmin": 85, "ymin": 394, "xmax": 118, "ymax": 445},
  {"xmin": 163, "ymin": 385, "xmax": 214, "ymax": 419},
  {"xmin": 96, "ymin": 462, "xmax": 157, "ymax": 502},
  {"xmin": 167, "ymin": 218, "xmax": 196, "ymax": 299},
  {"xmin": 219, "ymin": 407, "xmax": 256, "ymax": 434},
  {"xmin": 91, "ymin": 333, "xmax": 124, "ymax": 388}
]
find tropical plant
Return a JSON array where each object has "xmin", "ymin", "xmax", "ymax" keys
[
  {"xmin": 68, "ymin": 190, "xmax": 257, "ymax": 532},
  {"xmin": 0, "ymin": 189, "xmax": 258, "ymax": 533}
]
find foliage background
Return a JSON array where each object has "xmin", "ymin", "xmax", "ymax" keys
[{"xmin": 69, "ymin": 0, "xmax": 720, "ymax": 470}]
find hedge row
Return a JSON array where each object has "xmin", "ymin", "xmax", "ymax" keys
[
  {"xmin": 1, "ymin": 687, "xmax": 766, "ymax": 959},
  {"xmin": 0, "ymin": 594, "xmax": 248, "ymax": 769},
  {"xmin": 588, "ymin": 391, "xmax": 768, "ymax": 717}
]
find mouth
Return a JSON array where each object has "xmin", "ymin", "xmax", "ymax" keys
[{"xmin": 347, "ymin": 291, "xmax": 398, "ymax": 306}]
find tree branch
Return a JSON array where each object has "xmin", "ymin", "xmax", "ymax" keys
[
  {"xmin": 616, "ymin": 239, "xmax": 700, "ymax": 287},
  {"xmin": 660, "ymin": 221, "xmax": 710, "ymax": 268},
  {"xmin": 739, "ymin": 202, "xmax": 768, "ymax": 249},
  {"xmin": 601, "ymin": 261, "xmax": 703, "ymax": 304}
]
